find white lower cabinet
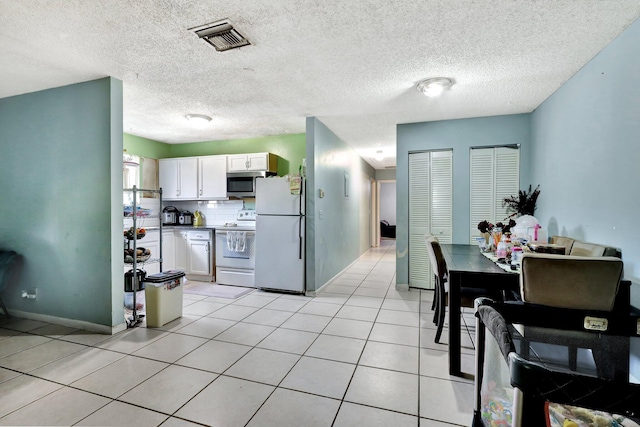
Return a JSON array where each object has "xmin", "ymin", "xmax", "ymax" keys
[
  {"xmin": 187, "ymin": 230, "xmax": 212, "ymax": 276},
  {"xmin": 174, "ymin": 231, "xmax": 188, "ymax": 273},
  {"xmin": 161, "ymin": 230, "xmax": 175, "ymax": 271},
  {"xmin": 161, "ymin": 229, "xmax": 213, "ymax": 279}
]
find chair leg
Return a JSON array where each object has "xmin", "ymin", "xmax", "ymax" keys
[
  {"xmin": 430, "ymin": 274, "xmax": 437, "ymax": 311},
  {"xmin": 435, "ymin": 278, "xmax": 446, "ymax": 343},
  {"xmin": 0, "ymin": 296, "xmax": 9, "ymax": 318},
  {"xmin": 432, "ymin": 279, "xmax": 440, "ymax": 325}
]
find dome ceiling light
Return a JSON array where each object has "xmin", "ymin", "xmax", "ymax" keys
[
  {"xmin": 185, "ymin": 114, "xmax": 212, "ymax": 123},
  {"xmin": 416, "ymin": 77, "xmax": 455, "ymax": 97}
]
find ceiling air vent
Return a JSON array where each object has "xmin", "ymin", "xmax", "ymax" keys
[{"xmin": 193, "ymin": 19, "xmax": 250, "ymax": 52}]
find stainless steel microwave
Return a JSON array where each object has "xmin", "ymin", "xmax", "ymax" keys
[{"xmin": 226, "ymin": 171, "xmax": 275, "ymax": 198}]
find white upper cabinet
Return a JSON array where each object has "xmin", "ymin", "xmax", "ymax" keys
[
  {"xmin": 227, "ymin": 152, "xmax": 277, "ymax": 173},
  {"xmin": 159, "ymin": 157, "xmax": 197, "ymax": 200},
  {"xmin": 199, "ymin": 155, "xmax": 227, "ymax": 199},
  {"xmin": 160, "ymin": 156, "xmax": 227, "ymax": 200}
]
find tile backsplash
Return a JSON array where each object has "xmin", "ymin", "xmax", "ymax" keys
[
  {"xmin": 124, "ymin": 198, "xmax": 245, "ymax": 229},
  {"xmin": 161, "ymin": 199, "xmax": 244, "ymax": 226}
]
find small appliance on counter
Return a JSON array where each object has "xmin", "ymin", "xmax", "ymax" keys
[
  {"xmin": 162, "ymin": 206, "xmax": 179, "ymax": 225},
  {"xmin": 193, "ymin": 210, "xmax": 203, "ymax": 226},
  {"xmin": 179, "ymin": 210, "xmax": 193, "ymax": 225}
]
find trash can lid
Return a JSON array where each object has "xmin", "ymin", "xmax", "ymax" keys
[{"xmin": 143, "ymin": 270, "xmax": 185, "ymax": 283}]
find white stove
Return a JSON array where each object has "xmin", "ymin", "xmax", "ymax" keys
[
  {"xmin": 215, "ymin": 209, "xmax": 256, "ymax": 287},
  {"xmin": 215, "ymin": 209, "xmax": 256, "ymax": 231}
]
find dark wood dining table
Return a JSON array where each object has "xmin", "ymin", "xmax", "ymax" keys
[{"xmin": 439, "ymin": 244, "xmax": 520, "ymax": 377}]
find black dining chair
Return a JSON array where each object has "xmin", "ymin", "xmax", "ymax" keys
[
  {"xmin": 426, "ymin": 236, "xmax": 503, "ymax": 343},
  {"xmin": 425, "ymin": 236, "xmax": 450, "ymax": 343}
]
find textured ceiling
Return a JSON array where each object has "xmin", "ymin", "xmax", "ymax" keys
[{"xmin": 1, "ymin": 1, "xmax": 639, "ymax": 169}]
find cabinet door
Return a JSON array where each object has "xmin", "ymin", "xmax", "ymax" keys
[
  {"xmin": 159, "ymin": 159, "xmax": 179, "ymax": 200},
  {"xmin": 162, "ymin": 231, "xmax": 175, "ymax": 271},
  {"xmin": 175, "ymin": 231, "xmax": 188, "ymax": 272},
  {"xmin": 247, "ymin": 153, "xmax": 268, "ymax": 171},
  {"xmin": 189, "ymin": 240, "xmax": 211, "ymax": 275},
  {"xmin": 227, "ymin": 154, "xmax": 248, "ymax": 172},
  {"xmin": 178, "ymin": 158, "xmax": 198, "ymax": 199},
  {"xmin": 199, "ymin": 156, "xmax": 227, "ymax": 199}
]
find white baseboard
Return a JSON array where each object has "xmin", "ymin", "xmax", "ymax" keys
[
  {"xmin": 395, "ymin": 283, "xmax": 409, "ymax": 291},
  {"xmin": 5, "ymin": 309, "xmax": 124, "ymax": 335}
]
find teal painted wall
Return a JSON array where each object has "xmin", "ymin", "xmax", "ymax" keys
[
  {"xmin": 0, "ymin": 78, "xmax": 123, "ymax": 327},
  {"xmin": 306, "ymin": 118, "xmax": 376, "ymax": 291},
  {"xmin": 396, "ymin": 114, "xmax": 532, "ymax": 286},
  {"xmin": 531, "ymin": 18, "xmax": 640, "ymax": 284}
]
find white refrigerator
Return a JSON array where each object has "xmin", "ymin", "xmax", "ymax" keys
[{"xmin": 255, "ymin": 177, "xmax": 305, "ymax": 293}]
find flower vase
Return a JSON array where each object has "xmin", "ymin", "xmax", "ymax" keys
[{"xmin": 482, "ymin": 232, "xmax": 490, "ymax": 245}]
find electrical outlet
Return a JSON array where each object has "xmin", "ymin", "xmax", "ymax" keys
[{"xmin": 21, "ymin": 288, "xmax": 37, "ymax": 300}]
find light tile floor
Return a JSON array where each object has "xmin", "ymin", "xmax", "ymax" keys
[{"xmin": 0, "ymin": 240, "xmax": 478, "ymax": 426}]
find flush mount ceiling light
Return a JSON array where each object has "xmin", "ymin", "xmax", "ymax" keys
[
  {"xmin": 375, "ymin": 150, "xmax": 385, "ymax": 161},
  {"xmin": 416, "ymin": 77, "xmax": 455, "ymax": 97},
  {"xmin": 185, "ymin": 114, "xmax": 212, "ymax": 123}
]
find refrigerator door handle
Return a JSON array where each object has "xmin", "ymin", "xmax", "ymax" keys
[{"xmin": 298, "ymin": 217, "xmax": 302, "ymax": 260}]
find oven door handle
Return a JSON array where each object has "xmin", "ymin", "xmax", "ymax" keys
[{"xmin": 216, "ymin": 230, "xmax": 255, "ymax": 236}]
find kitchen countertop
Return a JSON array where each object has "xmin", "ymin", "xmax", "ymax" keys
[{"xmin": 125, "ymin": 225, "xmax": 218, "ymax": 231}]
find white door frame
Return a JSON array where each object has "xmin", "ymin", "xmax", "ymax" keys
[{"xmin": 376, "ymin": 179, "xmax": 396, "ymax": 245}]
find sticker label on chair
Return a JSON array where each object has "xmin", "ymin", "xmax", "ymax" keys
[{"xmin": 584, "ymin": 316, "xmax": 608, "ymax": 332}]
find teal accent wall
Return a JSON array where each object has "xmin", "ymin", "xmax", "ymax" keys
[
  {"xmin": 166, "ymin": 134, "xmax": 306, "ymax": 177},
  {"xmin": 306, "ymin": 118, "xmax": 376, "ymax": 291},
  {"xmin": 0, "ymin": 78, "xmax": 124, "ymax": 327},
  {"xmin": 396, "ymin": 115, "xmax": 531, "ymax": 286},
  {"xmin": 531, "ymin": 18, "xmax": 640, "ymax": 284}
]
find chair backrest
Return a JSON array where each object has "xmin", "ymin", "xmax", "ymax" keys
[
  {"xmin": 425, "ymin": 236, "xmax": 446, "ymax": 281},
  {"xmin": 569, "ymin": 241, "xmax": 606, "ymax": 257},
  {"xmin": 520, "ymin": 253, "xmax": 623, "ymax": 311},
  {"xmin": 550, "ymin": 236, "xmax": 575, "ymax": 255}
]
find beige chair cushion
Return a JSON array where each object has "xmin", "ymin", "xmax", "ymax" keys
[
  {"xmin": 520, "ymin": 253, "xmax": 623, "ymax": 311},
  {"xmin": 569, "ymin": 241, "xmax": 606, "ymax": 257},
  {"xmin": 550, "ymin": 236, "xmax": 575, "ymax": 255}
]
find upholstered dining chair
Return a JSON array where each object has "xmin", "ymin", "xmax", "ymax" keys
[
  {"xmin": 519, "ymin": 252, "xmax": 623, "ymax": 311},
  {"xmin": 510, "ymin": 252, "xmax": 625, "ymax": 373},
  {"xmin": 550, "ymin": 235, "xmax": 575, "ymax": 255}
]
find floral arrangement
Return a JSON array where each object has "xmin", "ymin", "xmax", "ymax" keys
[
  {"xmin": 477, "ymin": 219, "xmax": 516, "ymax": 234},
  {"xmin": 502, "ymin": 185, "xmax": 541, "ymax": 218}
]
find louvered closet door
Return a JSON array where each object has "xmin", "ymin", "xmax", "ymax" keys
[
  {"xmin": 409, "ymin": 151, "xmax": 452, "ymax": 289},
  {"xmin": 469, "ymin": 147, "xmax": 519, "ymax": 242},
  {"xmin": 494, "ymin": 147, "xmax": 520, "ymax": 223}
]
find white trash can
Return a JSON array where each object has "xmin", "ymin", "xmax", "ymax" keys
[{"xmin": 143, "ymin": 270, "xmax": 185, "ymax": 328}]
